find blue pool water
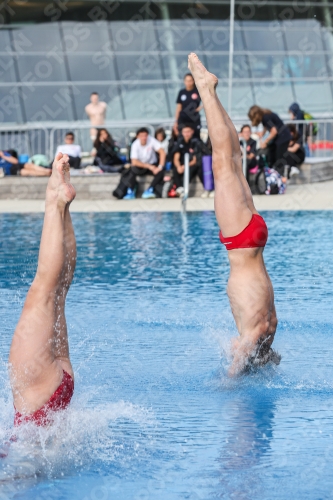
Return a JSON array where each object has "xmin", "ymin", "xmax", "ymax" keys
[{"xmin": 0, "ymin": 211, "xmax": 333, "ymax": 500}]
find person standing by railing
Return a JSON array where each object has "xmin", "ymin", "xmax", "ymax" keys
[
  {"xmin": 173, "ymin": 73, "xmax": 203, "ymax": 139},
  {"xmin": 248, "ymin": 105, "xmax": 291, "ymax": 177},
  {"xmin": 288, "ymin": 102, "xmax": 305, "ymax": 143},
  {"xmin": 85, "ymin": 92, "xmax": 107, "ymax": 141}
]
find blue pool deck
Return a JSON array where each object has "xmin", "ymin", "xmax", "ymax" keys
[{"xmin": 0, "ymin": 211, "xmax": 333, "ymax": 500}]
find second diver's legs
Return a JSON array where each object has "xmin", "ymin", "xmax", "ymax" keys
[
  {"xmin": 188, "ymin": 53, "xmax": 257, "ymax": 237},
  {"xmin": 9, "ymin": 153, "xmax": 76, "ymax": 415},
  {"xmin": 21, "ymin": 163, "xmax": 52, "ymax": 177}
]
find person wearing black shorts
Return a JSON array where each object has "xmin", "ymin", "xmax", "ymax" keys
[
  {"xmin": 174, "ymin": 74, "xmax": 202, "ymax": 139},
  {"xmin": 0, "ymin": 150, "xmax": 51, "ymax": 177},
  {"xmin": 168, "ymin": 125, "xmax": 204, "ymax": 197}
]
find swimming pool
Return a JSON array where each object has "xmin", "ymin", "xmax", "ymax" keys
[{"xmin": 0, "ymin": 211, "xmax": 333, "ymax": 500}]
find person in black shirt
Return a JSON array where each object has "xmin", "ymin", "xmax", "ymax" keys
[
  {"xmin": 93, "ymin": 128, "xmax": 124, "ymax": 172},
  {"xmin": 284, "ymin": 123, "xmax": 305, "ymax": 177},
  {"xmin": 239, "ymin": 125, "xmax": 257, "ymax": 177},
  {"xmin": 169, "ymin": 125, "xmax": 203, "ymax": 197},
  {"xmin": 248, "ymin": 105, "xmax": 291, "ymax": 176},
  {"xmin": 174, "ymin": 73, "xmax": 202, "ymax": 139}
]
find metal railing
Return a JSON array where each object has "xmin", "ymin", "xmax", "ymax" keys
[
  {"xmin": 234, "ymin": 118, "xmax": 333, "ymax": 159},
  {"xmin": 182, "ymin": 152, "xmax": 190, "ymax": 212},
  {"xmin": 0, "ymin": 125, "xmax": 49, "ymax": 159},
  {"xmin": 49, "ymin": 122, "xmax": 155, "ymax": 160},
  {"xmin": 0, "ymin": 118, "xmax": 333, "ymax": 161}
]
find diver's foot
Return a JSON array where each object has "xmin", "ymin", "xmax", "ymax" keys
[
  {"xmin": 188, "ymin": 52, "xmax": 218, "ymax": 96},
  {"xmin": 47, "ymin": 152, "xmax": 76, "ymax": 207}
]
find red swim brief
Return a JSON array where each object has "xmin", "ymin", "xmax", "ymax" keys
[
  {"xmin": 14, "ymin": 370, "xmax": 74, "ymax": 427},
  {"xmin": 219, "ymin": 214, "xmax": 268, "ymax": 250}
]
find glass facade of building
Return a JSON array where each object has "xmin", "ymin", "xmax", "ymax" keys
[{"xmin": 1, "ymin": 1, "xmax": 333, "ymax": 123}]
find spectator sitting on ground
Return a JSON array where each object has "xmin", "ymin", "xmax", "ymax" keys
[
  {"xmin": 55, "ymin": 132, "xmax": 81, "ymax": 169},
  {"xmin": 168, "ymin": 124, "xmax": 203, "ymax": 198},
  {"xmin": 239, "ymin": 124, "xmax": 258, "ymax": 177},
  {"xmin": 93, "ymin": 128, "xmax": 125, "ymax": 173},
  {"xmin": 121, "ymin": 127, "xmax": 166, "ymax": 200},
  {"xmin": 0, "ymin": 150, "xmax": 51, "ymax": 177},
  {"xmin": 284, "ymin": 124, "xmax": 305, "ymax": 178},
  {"xmin": 248, "ymin": 105, "xmax": 291, "ymax": 176},
  {"xmin": 155, "ymin": 127, "xmax": 169, "ymax": 154}
]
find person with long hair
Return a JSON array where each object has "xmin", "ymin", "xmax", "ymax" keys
[
  {"xmin": 93, "ymin": 128, "xmax": 124, "ymax": 173},
  {"xmin": 9, "ymin": 153, "xmax": 76, "ymax": 426},
  {"xmin": 248, "ymin": 105, "xmax": 291, "ymax": 176},
  {"xmin": 188, "ymin": 53, "xmax": 279, "ymax": 376}
]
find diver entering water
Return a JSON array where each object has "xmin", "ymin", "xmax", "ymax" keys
[
  {"xmin": 9, "ymin": 153, "xmax": 76, "ymax": 426},
  {"xmin": 187, "ymin": 53, "xmax": 280, "ymax": 376}
]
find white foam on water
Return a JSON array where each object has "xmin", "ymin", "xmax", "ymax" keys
[{"xmin": 0, "ymin": 392, "xmax": 154, "ymax": 491}]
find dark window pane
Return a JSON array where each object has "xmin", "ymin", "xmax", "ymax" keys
[
  {"xmin": 62, "ymin": 21, "xmax": 110, "ymax": 52},
  {"xmin": 122, "ymin": 83, "xmax": 169, "ymax": 119},
  {"xmin": 0, "ymin": 86, "xmax": 23, "ymax": 123},
  {"xmin": 253, "ymin": 81, "xmax": 294, "ymax": 114},
  {"xmin": 288, "ymin": 53, "xmax": 327, "ymax": 78},
  {"xmin": 201, "ymin": 27, "xmax": 244, "ymax": 51},
  {"xmin": 11, "ymin": 24, "xmax": 62, "ymax": 53},
  {"xmin": 17, "ymin": 54, "xmax": 67, "ymax": 82},
  {"xmin": 116, "ymin": 54, "xmax": 162, "ymax": 80},
  {"xmin": 23, "ymin": 86, "xmax": 74, "ymax": 122},
  {"xmin": 67, "ymin": 54, "xmax": 116, "ymax": 81},
  {"xmin": 216, "ymin": 82, "xmax": 254, "ymax": 116},
  {"xmin": 243, "ymin": 26, "xmax": 285, "ymax": 51},
  {"xmin": 110, "ymin": 21, "xmax": 158, "ymax": 52},
  {"xmin": 322, "ymin": 29, "xmax": 333, "ymax": 52},
  {"xmin": 0, "ymin": 30, "xmax": 11, "ymax": 48},
  {"xmin": 249, "ymin": 55, "xmax": 290, "ymax": 79},
  {"xmin": 156, "ymin": 23, "xmax": 201, "ymax": 52},
  {"xmin": 160, "ymin": 53, "xmax": 190, "ymax": 81},
  {"xmin": 284, "ymin": 22, "xmax": 325, "ymax": 51},
  {"xmin": 204, "ymin": 54, "xmax": 229, "ymax": 78},
  {"xmin": 206, "ymin": 54, "xmax": 250, "ymax": 79},
  {"xmin": 0, "ymin": 56, "xmax": 17, "ymax": 83},
  {"xmin": 294, "ymin": 82, "xmax": 333, "ymax": 113},
  {"xmin": 73, "ymin": 84, "xmax": 123, "ymax": 121}
]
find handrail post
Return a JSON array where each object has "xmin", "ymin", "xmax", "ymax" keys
[{"xmin": 182, "ymin": 152, "xmax": 190, "ymax": 212}]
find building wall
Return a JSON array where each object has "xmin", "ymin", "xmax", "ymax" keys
[{"xmin": 1, "ymin": 1, "xmax": 333, "ymax": 123}]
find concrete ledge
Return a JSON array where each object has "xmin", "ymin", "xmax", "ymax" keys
[
  {"xmin": 0, "ymin": 181, "xmax": 332, "ymax": 212},
  {"xmin": 0, "ymin": 158, "xmax": 333, "ymax": 203},
  {"xmin": 0, "ymin": 172, "xmax": 205, "ymax": 200},
  {"xmin": 289, "ymin": 157, "xmax": 333, "ymax": 184}
]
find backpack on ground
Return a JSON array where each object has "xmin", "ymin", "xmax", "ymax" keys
[{"xmin": 264, "ymin": 167, "xmax": 286, "ymax": 195}]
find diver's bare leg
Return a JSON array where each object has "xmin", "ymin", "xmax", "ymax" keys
[
  {"xmin": 188, "ymin": 53, "xmax": 256, "ymax": 236},
  {"xmin": 9, "ymin": 153, "xmax": 76, "ymax": 414}
]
